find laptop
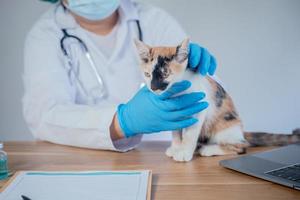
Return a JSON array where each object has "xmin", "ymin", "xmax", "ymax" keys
[{"xmin": 220, "ymin": 143, "xmax": 300, "ymax": 190}]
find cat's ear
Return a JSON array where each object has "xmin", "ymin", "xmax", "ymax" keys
[
  {"xmin": 176, "ymin": 38, "xmax": 190, "ymax": 63},
  {"xmin": 134, "ymin": 39, "xmax": 151, "ymax": 62}
]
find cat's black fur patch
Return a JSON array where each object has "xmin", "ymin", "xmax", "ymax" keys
[
  {"xmin": 196, "ymin": 135, "xmax": 210, "ymax": 150},
  {"xmin": 151, "ymin": 79, "xmax": 168, "ymax": 90},
  {"xmin": 224, "ymin": 111, "xmax": 237, "ymax": 121},
  {"xmin": 199, "ymin": 135, "xmax": 209, "ymax": 144},
  {"xmin": 175, "ymin": 45, "xmax": 180, "ymax": 54},
  {"xmin": 151, "ymin": 56, "xmax": 170, "ymax": 90},
  {"xmin": 215, "ymin": 83, "xmax": 226, "ymax": 107},
  {"xmin": 157, "ymin": 56, "xmax": 166, "ymax": 66}
]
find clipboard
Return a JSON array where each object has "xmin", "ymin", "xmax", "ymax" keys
[{"xmin": 0, "ymin": 170, "xmax": 152, "ymax": 200}]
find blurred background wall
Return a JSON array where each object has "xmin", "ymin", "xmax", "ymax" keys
[{"xmin": 0, "ymin": 0, "xmax": 299, "ymax": 141}]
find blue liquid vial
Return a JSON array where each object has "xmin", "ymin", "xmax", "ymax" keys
[{"xmin": 0, "ymin": 143, "xmax": 8, "ymax": 180}]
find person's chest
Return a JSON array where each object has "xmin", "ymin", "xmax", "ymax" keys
[{"xmin": 64, "ymin": 22, "xmax": 144, "ymax": 105}]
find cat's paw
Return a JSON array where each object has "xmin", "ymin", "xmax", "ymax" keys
[
  {"xmin": 165, "ymin": 146, "xmax": 177, "ymax": 157},
  {"xmin": 198, "ymin": 145, "xmax": 225, "ymax": 157},
  {"xmin": 172, "ymin": 147, "xmax": 194, "ymax": 162}
]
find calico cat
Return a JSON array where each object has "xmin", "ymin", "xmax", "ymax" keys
[{"xmin": 134, "ymin": 38, "xmax": 300, "ymax": 162}]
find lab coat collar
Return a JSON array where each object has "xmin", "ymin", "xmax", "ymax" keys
[{"xmin": 55, "ymin": 0, "xmax": 139, "ymax": 30}]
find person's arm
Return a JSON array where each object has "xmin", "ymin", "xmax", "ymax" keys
[
  {"xmin": 23, "ymin": 28, "xmax": 141, "ymax": 152},
  {"xmin": 110, "ymin": 113, "xmax": 125, "ymax": 140}
]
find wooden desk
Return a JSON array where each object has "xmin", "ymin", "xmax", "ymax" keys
[{"xmin": 1, "ymin": 141, "xmax": 299, "ymax": 199}]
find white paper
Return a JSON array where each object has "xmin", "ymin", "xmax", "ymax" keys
[{"xmin": 0, "ymin": 171, "xmax": 150, "ymax": 200}]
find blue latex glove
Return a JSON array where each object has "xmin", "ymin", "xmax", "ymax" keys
[
  {"xmin": 117, "ymin": 81, "xmax": 209, "ymax": 137},
  {"xmin": 188, "ymin": 43, "xmax": 217, "ymax": 76}
]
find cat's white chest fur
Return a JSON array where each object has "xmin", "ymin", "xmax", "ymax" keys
[
  {"xmin": 181, "ymin": 70, "xmax": 210, "ymax": 93},
  {"xmin": 175, "ymin": 70, "xmax": 214, "ymax": 119}
]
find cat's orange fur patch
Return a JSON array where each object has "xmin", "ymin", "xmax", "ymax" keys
[
  {"xmin": 149, "ymin": 47, "xmax": 185, "ymax": 74},
  {"xmin": 150, "ymin": 47, "xmax": 177, "ymax": 58},
  {"xmin": 201, "ymin": 77, "xmax": 242, "ymax": 138},
  {"xmin": 169, "ymin": 62, "xmax": 185, "ymax": 74}
]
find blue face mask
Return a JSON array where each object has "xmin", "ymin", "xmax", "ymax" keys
[{"xmin": 67, "ymin": 0, "xmax": 120, "ymax": 21}]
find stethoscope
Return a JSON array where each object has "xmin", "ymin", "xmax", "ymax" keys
[{"xmin": 59, "ymin": 6, "xmax": 143, "ymax": 99}]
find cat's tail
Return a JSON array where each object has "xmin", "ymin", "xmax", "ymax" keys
[{"xmin": 243, "ymin": 128, "xmax": 300, "ymax": 146}]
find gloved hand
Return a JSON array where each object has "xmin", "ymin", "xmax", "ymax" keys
[
  {"xmin": 188, "ymin": 43, "xmax": 217, "ymax": 76},
  {"xmin": 117, "ymin": 81, "xmax": 208, "ymax": 137}
]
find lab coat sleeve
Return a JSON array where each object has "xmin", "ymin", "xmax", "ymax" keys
[{"xmin": 23, "ymin": 28, "xmax": 142, "ymax": 152}]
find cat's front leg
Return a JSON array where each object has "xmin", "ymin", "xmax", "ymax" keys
[
  {"xmin": 166, "ymin": 130, "xmax": 182, "ymax": 157},
  {"xmin": 172, "ymin": 113, "xmax": 206, "ymax": 162}
]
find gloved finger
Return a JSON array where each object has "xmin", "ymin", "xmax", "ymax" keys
[
  {"xmin": 188, "ymin": 43, "xmax": 201, "ymax": 69},
  {"xmin": 208, "ymin": 55, "xmax": 217, "ymax": 75},
  {"xmin": 198, "ymin": 48, "xmax": 211, "ymax": 76},
  {"xmin": 172, "ymin": 101, "xmax": 209, "ymax": 120},
  {"xmin": 162, "ymin": 101, "xmax": 209, "ymax": 121},
  {"xmin": 159, "ymin": 80, "xmax": 191, "ymax": 99},
  {"xmin": 160, "ymin": 92, "xmax": 206, "ymax": 111},
  {"xmin": 165, "ymin": 118, "xmax": 199, "ymax": 131}
]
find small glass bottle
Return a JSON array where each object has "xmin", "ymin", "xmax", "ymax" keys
[{"xmin": 0, "ymin": 142, "xmax": 8, "ymax": 180}]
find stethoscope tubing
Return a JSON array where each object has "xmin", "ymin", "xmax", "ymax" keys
[{"xmin": 59, "ymin": 20, "xmax": 143, "ymax": 99}]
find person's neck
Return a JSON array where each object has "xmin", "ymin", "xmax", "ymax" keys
[{"xmin": 72, "ymin": 11, "xmax": 119, "ymax": 36}]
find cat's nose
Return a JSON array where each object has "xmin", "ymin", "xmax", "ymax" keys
[
  {"xmin": 151, "ymin": 84, "xmax": 159, "ymax": 91},
  {"xmin": 151, "ymin": 82, "xmax": 168, "ymax": 91}
]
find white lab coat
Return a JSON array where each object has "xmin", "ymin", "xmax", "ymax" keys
[{"xmin": 23, "ymin": 0, "xmax": 187, "ymax": 151}]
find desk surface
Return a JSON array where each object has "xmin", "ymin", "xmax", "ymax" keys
[{"xmin": 1, "ymin": 141, "xmax": 299, "ymax": 199}]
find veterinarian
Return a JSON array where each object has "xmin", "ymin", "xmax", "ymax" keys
[{"xmin": 23, "ymin": 0, "xmax": 217, "ymax": 151}]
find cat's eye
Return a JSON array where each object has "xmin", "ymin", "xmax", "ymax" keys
[
  {"xmin": 143, "ymin": 58, "xmax": 153, "ymax": 63},
  {"xmin": 144, "ymin": 72, "xmax": 151, "ymax": 77},
  {"xmin": 162, "ymin": 73, "xmax": 168, "ymax": 78},
  {"xmin": 165, "ymin": 57, "xmax": 172, "ymax": 62}
]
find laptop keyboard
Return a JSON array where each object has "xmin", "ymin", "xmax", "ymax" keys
[{"xmin": 266, "ymin": 163, "xmax": 300, "ymax": 182}]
